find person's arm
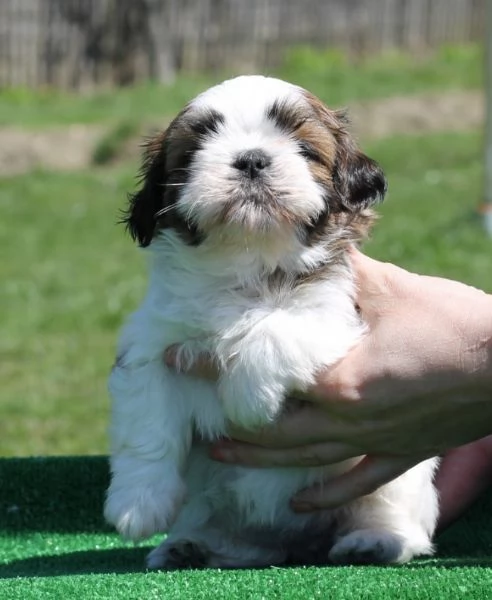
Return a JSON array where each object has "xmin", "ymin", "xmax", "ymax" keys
[{"xmin": 165, "ymin": 249, "xmax": 492, "ymax": 525}]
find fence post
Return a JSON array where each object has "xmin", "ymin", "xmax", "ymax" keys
[{"xmin": 484, "ymin": 0, "xmax": 492, "ymax": 236}]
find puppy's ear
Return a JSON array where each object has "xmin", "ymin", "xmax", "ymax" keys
[
  {"xmin": 307, "ymin": 95, "xmax": 387, "ymax": 211},
  {"xmin": 333, "ymin": 137, "xmax": 387, "ymax": 211},
  {"xmin": 124, "ymin": 131, "xmax": 167, "ymax": 247}
]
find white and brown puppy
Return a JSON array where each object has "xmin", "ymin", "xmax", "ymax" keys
[{"xmin": 105, "ymin": 75, "xmax": 438, "ymax": 568}]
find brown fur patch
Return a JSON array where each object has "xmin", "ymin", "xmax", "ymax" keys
[
  {"xmin": 125, "ymin": 107, "xmax": 226, "ymax": 246},
  {"xmin": 294, "ymin": 91, "xmax": 386, "ymax": 243}
]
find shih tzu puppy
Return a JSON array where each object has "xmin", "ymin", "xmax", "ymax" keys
[{"xmin": 105, "ymin": 75, "xmax": 438, "ymax": 568}]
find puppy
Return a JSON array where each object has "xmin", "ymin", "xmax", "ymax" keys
[{"xmin": 105, "ymin": 75, "xmax": 438, "ymax": 568}]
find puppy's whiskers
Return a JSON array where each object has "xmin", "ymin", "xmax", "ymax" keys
[
  {"xmin": 185, "ymin": 198, "xmax": 203, "ymax": 225},
  {"xmin": 156, "ymin": 203, "xmax": 178, "ymax": 216}
]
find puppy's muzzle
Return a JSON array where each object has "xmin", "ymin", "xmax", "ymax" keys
[{"xmin": 233, "ymin": 149, "xmax": 272, "ymax": 179}]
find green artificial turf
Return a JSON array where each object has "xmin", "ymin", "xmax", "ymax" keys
[{"xmin": 1, "ymin": 457, "xmax": 492, "ymax": 599}]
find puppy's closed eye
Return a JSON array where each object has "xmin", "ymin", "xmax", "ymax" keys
[
  {"xmin": 297, "ymin": 141, "xmax": 322, "ymax": 164},
  {"xmin": 190, "ymin": 110, "xmax": 225, "ymax": 136}
]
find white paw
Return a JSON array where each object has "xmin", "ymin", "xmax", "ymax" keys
[
  {"xmin": 329, "ymin": 529, "xmax": 405, "ymax": 565},
  {"xmin": 147, "ymin": 538, "xmax": 210, "ymax": 570},
  {"xmin": 218, "ymin": 372, "xmax": 283, "ymax": 429},
  {"xmin": 104, "ymin": 479, "xmax": 186, "ymax": 542}
]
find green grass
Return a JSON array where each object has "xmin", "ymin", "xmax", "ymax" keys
[
  {"xmin": 0, "ymin": 128, "xmax": 489, "ymax": 457},
  {"xmin": 0, "ymin": 45, "xmax": 482, "ymax": 129},
  {"xmin": 0, "ymin": 75, "xmax": 215, "ymax": 129},
  {"xmin": 279, "ymin": 44, "xmax": 482, "ymax": 105},
  {"xmin": 365, "ymin": 131, "xmax": 490, "ymax": 285},
  {"xmin": 92, "ymin": 120, "xmax": 140, "ymax": 165},
  {"xmin": 1, "ymin": 167, "xmax": 145, "ymax": 456},
  {"xmin": 1, "ymin": 457, "xmax": 492, "ymax": 599}
]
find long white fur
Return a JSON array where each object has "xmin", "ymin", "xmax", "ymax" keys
[{"xmin": 105, "ymin": 76, "xmax": 439, "ymax": 568}]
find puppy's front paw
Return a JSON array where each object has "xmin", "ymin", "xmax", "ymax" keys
[
  {"xmin": 329, "ymin": 529, "xmax": 405, "ymax": 565},
  {"xmin": 147, "ymin": 538, "xmax": 210, "ymax": 570},
  {"xmin": 218, "ymin": 372, "xmax": 283, "ymax": 429},
  {"xmin": 104, "ymin": 478, "xmax": 186, "ymax": 542}
]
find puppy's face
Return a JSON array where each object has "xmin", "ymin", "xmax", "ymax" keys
[{"xmin": 126, "ymin": 76, "xmax": 386, "ymax": 249}]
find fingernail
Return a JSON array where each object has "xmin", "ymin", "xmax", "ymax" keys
[
  {"xmin": 209, "ymin": 442, "xmax": 235, "ymax": 463},
  {"xmin": 164, "ymin": 346, "xmax": 177, "ymax": 367}
]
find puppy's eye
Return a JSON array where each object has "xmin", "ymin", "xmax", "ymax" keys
[{"xmin": 298, "ymin": 141, "xmax": 322, "ymax": 163}]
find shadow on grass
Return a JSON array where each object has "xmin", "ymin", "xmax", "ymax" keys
[
  {"xmin": 0, "ymin": 547, "xmax": 153, "ymax": 579},
  {"xmin": 3, "ymin": 548, "xmax": 492, "ymax": 580},
  {"xmin": 406, "ymin": 556, "xmax": 492, "ymax": 569}
]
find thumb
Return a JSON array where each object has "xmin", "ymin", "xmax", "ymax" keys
[{"xmin": 349, "ymin": 248, "xmax": 408, "ymax": 324}]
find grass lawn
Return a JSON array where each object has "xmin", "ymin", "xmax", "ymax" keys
[
  {"xmin": 0, "ymin": 45, "xmax": 482, "ymax": 129},
  {"xmin": 0, "ymin": 128, "xmax": 489, "ymax": 457}
]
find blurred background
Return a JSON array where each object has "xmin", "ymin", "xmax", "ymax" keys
[{"xmin": 0, "ymin": 0, "xmax": 489, "ymax": 457}]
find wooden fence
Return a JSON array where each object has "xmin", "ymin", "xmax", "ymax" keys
[{"xmin": 0, "ymin": 0, "xmax": 486, "ymax": 90}]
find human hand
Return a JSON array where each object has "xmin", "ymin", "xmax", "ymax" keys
[{"xmin": 165, "ymin": 249, "xmax": 492, "ymax": 520}]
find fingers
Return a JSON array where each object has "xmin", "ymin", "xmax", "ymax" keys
[
  {"xmin": 348, "ymin": 247, "xmax": 386, "ymax": 292},
  {"xmin": 347, "ymin": 248, "xmax": 389, "ymax": 319},
  {"xmin": 436, "ymin": 436, "xmax": 492, "ymax": 532},
  {"xmin": 210, "ymin": 438, "xmax": 357, "ymax": 468},
  {"xmin": 227, "ymin": 406, "xmax": 360, "ymax": 449},
  {"xmin": 348, "ymin": 248, "xmax": 412, "ymax": 323},
  {"xmin": 308, "ymin": 346, "xmax": 366, "ymax": 404},
  {"xmin": 290, "ymin": 455, "xmax": 417, "ymax": 511}
]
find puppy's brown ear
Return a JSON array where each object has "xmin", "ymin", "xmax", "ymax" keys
[
  {"xmin": 124, "ymin": 131, "xmax": 167, "ymax": 247},
  {"xmin": 333, "ymin": 137, "xmax": 387, "ymax": 211},
  {"xmin": 308, "ymin": 95, "xmax": 387, "ymax": 211}
]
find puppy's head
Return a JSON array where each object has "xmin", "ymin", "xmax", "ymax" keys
[{"xmin": 125, "ymin": 76, "xmax": 386, "ymax": 250}]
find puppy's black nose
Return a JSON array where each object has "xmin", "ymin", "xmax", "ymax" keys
[{"xmin": 233, "ymin": 149, "xmax": 271, "ymax": 178}]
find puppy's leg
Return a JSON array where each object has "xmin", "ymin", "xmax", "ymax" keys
[
  {"xmin": 215, "ymin": 304, "xmax": 362, "ymax": 430},
  {"xmin": 329, "ymin": 528, "xmax": 410, "ymax": 565},
  {"xmin": 104, "ymin": 359, "xmax": 190, "ymax": 541},
  {"xmin": 147, "ymin": 450, "xmax": 287, "ymax": 570},
  {"xmin": 148, "ymin": 530, "xmax": 287, "ymax": 570},
  {"xmin": 216, "ymin": 318, "xmax": 314, "ymax": 429},
  {"xmin": 329, "ymin": 459, "xmax": 439, "ymax": 565},
  {"xmin": 148, "ymin": 523, "xmax": 287, "ymax": 570},
  {"xmin": 146, "ymin": 493, "xmax": 213, "ymax": 570}
]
